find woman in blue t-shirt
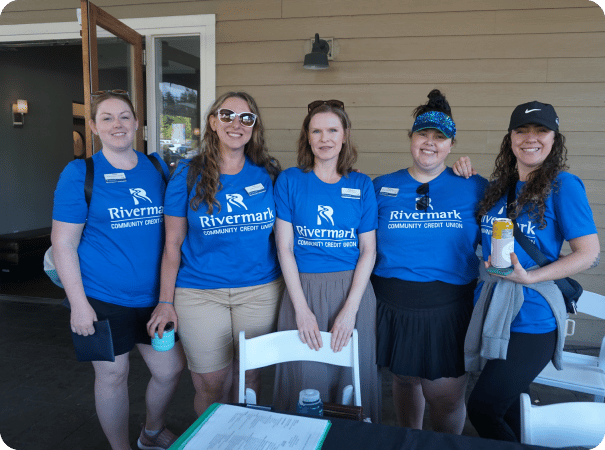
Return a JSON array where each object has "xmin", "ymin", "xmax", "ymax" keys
[
  {"xmin": 372, "ymin": 90, "xmax": 488, "ymax": 434},
  {"xmin": 52, "ymin": 91, "xmax": 185, "ymax": 450},
  {"xmin": 459, "ymin": 101, "xmax": 600, "ymax": 442},
  {"xmin": 271, "ymin": 100, "xmax": 381, "ymax": 423},
  {"xmin": 148, "ymin": 92, "xmax": 284, "ymax": 416}
]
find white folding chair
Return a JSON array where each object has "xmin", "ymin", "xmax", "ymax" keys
[
  {"xmin": 533, "ymin": 290, "xmax": 605, "ymax": 402},
  {"xmin": 238, "ymin": 329, "xmax": 362, "ymax": 408},
  {"xmin": 520, "ymin": 393, "xmax": 605, "ymax": 448}
]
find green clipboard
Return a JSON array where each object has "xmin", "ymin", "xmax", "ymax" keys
[{"xmin": 169, "ymin": 403, "xmax": 331, "ymax": 450}]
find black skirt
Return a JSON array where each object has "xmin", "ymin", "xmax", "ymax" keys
[{"xmin": 372, "ymin": 274, "xmax": 475, "ymax": 381}]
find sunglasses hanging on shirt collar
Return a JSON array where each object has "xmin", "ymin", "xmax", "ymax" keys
[{"xmin": 415, "ymin": 183, "xmax": 430, "ymax": 211}]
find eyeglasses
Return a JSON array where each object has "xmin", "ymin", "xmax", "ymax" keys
[
  {"xmin": 415, "ymin": 183, "xmax": 430, "ymax": 211},
  {"xmin": 308, "ymin": 99, "xmax": 345, "ymax": 113},
  {"xmin": 91, "ymin": 89, "xmax": 130, "ymax": 98},
  {"xmin": 216, "ymin": 108, "xmax": 257, "ymax": 127}
]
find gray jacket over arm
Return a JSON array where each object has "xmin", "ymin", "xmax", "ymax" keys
[{"xmin": 464, "ymin": 263, "xmax": 567, "ymax": 372}]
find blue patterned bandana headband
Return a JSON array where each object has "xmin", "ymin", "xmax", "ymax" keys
[{"xmin": 411, "ymin": 111, "xmax": 456, "ymax": 139}]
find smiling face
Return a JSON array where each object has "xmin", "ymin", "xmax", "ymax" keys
[
  {"xmin": 209, "ymin": 97, "xmax": 254, "ymax": 154},
  {"xmin": 89, "ymin": 97, "xmax": 138, "ymax": 153},
  {"xmin": 510, "ymin": 124, "xmax": 555, "ymax": 180},
  {"xmin": 308, "ymin": 112, "xmax": 346, "ymax": 166},
  {"xmin": 409, "ymin": 128, "xmax": 452, "ymax": 174}
]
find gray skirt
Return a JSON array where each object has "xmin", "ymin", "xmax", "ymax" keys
[{"xmin": 272, "ymin": 270, "xmax": 382, "ymax": 423}]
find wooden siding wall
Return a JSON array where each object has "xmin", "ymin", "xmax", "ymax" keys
[{"xmin": 2, "ymin": 0, "xmax": 604, "ymax": 293}]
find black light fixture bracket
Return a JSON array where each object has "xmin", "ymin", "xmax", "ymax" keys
[{"xmin": 303, "ymin": 33, "xmax": 331, "ymax": 70}]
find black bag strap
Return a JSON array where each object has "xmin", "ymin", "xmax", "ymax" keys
[
  {"xmin": 83, "ymin": 153, "xmax": 167, "ymax": 210},
  {"xmin": 506, "ymin": 184, "xmax": 580, "ymax": 311},
  {"xmin": 84, "ymin": 157, "xmax": 94, "ymax": 208},
  {"xmin": 146, "ymin": 153, "xmax": 168, "ymax": 185},
  {"xmin": 506, "ymin": 184, "xmax": 550, "ymax": 267}
]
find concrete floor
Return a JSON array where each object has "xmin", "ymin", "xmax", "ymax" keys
[{"xmin": 0, "ymin": 296, "xmax": 598, "ymax": 450}]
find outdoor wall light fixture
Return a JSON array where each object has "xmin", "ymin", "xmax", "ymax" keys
[
  {"xmin": 12, "ymin": 99, "xmax": 28, "ymax": 127},
  {"xmin": 304, "ymin": 34, "xmax": 330, "ymax": 70}
]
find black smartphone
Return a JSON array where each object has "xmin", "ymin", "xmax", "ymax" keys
[{"xmin": 486, "ymin": 266, "xmax": 513, "ymax": 276}]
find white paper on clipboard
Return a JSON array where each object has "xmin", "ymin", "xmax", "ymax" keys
[{"xmin": 182, "ymin": 404, "xmax": 331, "ymax": 450}]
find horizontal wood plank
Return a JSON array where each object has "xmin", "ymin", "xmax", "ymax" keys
[
  {"xmin": 494, "ymin": 7, "xmax": 605, "ymax": 34},
  {"xmin": 584, "ymin": 180, "xmax": 605, "ymax": 204},
  {"xmin": 217, "ymin": 33, "xmax": 605, "ymax": 64},
  {"xmin": 548, "ymin": 58, "xmax": 605, "ymax": 82},
  {"xmin": 0, "ymin": 0, "xmax": 281, "ymax": 24},
  {"xmin": 216, "ymin": 11, "xmax": 497, "ymax": 42},
  {"xmin": 217, "ymin": 59, "xmax": 549, "ymax": 86},
  {"xmin": 282, "ymin": 0, "xmax": 596, "ymax": 18},
  {"xmin": 218, "ymin": 83, "xmax": 605, "ymax": 108}
]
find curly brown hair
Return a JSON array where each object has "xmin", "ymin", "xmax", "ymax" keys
[
  {"xmin": 186, "ymin": 92, "xmax": 281, "ymax": 214},
  {"xmin": 476, "ymin": 131, "xmax": 569, "ymax": 228},
  {"xmin": 297, "ymin": 103, "xmax": 357, "ymax": 175}
]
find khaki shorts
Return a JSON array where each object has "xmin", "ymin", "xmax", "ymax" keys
[{"xmin": 174, "ymin": 276, "xmax": 284, "ymax": 373}]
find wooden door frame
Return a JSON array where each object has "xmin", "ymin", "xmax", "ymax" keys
[{"xmin": 81, "ymin": 0, "xmax": 144, "ymax": 156}]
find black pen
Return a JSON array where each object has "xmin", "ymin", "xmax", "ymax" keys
[{"xmin": 245, "ymin": 403, "xmax": 272, "ymax": 411}]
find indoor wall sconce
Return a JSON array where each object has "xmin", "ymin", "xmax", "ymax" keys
[
  {"xmin": 12, "ymin": 99, "xmax": 28, "ymax": 127},
  {"xmin": 304, "ymin": 34, "xmax": 331, "ymax": 70},
  {"xmin": 193, "ymin": 127, "xmax": 201, "ymax": 136}
]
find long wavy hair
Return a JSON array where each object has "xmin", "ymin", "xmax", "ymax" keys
[
  {"xmin": 476, "ymin": 131, "xmax": 568, "ymax": 228},
  {"xmin": 408, "ymin": 88, "xmax": 455, "ymax": 144},
  {"xmin": 297, "ymin": 103, "xmax": 357, "ymax": 175},
  {"xmin": 187, "ymin": 92, "xmax": 281, "ymax": 214}
]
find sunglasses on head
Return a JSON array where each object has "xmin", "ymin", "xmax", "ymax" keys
[
  {"xmin": 91, "ymin": 89, "xmax": 130, "ymax": 98},
  {"xmin": 415, "ymin": 183, "xmax": 430, "ymax": 211},
  {"xmin": 308, "ymin": 99, "xmax": 345, "ymax": 114},
  {"xmin": 216, "ymin": 108, "xmax": 257, "ymax": 127}
]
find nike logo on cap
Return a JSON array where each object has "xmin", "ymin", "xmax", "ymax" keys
[{"xmin": 525, "ymin": 109, "xmax": 541, "ymax": 113}]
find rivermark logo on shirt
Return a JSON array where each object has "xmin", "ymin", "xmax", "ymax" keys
[
  {"xmin": 317, "ymin": 205, "xmax": 335, "ymax": 226},
  {"xmin": 129, "ymin": 188, "xmax": 152, "ymax": 205},
  {"xmin": 226, "ymin": 194, "xmax": 248, "ymax": 213},
  {"xmin": 480, "ymin": 213, "xmax": 536, "ymax": 240}
]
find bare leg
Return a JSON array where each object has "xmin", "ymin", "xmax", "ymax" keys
[
  {"xmin": 190, "ymin": 363, "xmax": 233, "ymax": 416},
  {"xmin": 421, "ymin": 373, "xmax": 468, "ymax": 434},
  {"xmin": 137, "ymin": 342, "xmax": 186, "ymax": 430},
  {"xmin": 231, "ymin": 358, "xmax": 262, "ymax": 403},
  {"xmin": 392, "ymin": 374, "xmax": 425, "ymax": 429},
  {"xmin": 92, "ymin": 353, "xmax": 131, "ymax": 450}
]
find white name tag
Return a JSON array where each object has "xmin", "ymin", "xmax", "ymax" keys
[
  {"xmin": 104, "ymin": 173, "xmax": 126, "ymax": 183},
  {"xmin": 380, "ymin": 187, "xmax": 399, "ymax": 197},
  {"xmin": 245, "ymin": 183, "xmax": 265, "ymax": 196},
  {"xmin": 341, "ymin": 188, "xmax": 361, "ymax": 199}
]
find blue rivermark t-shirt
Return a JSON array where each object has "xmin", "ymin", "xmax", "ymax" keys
[
  {"xmin": 373, "ymin": 167, "xmax": 488, "ymax": 285},
  {"xmin": 479, "ymin": 172, "xmax": 597, "ymax": 333},
  {"xmin": 274, "ymin": 167, "xmax": 378, "ymax": 274},
  {"xmin": 53, "ymin": 151, "xmax": 169, "ymax": 307},
  {"xmin": 164, "ymin": 157, "xmax": 281, "ymax": 289}
]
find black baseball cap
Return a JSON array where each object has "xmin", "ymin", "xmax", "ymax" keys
[{"xmin": 508, "ymin": 101, "xmax": 559, "ymax": 132}]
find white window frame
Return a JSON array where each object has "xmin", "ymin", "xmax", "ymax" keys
[{"xmin": 0, "ymin": 14, "xmax": 215, "ymax": 155}]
